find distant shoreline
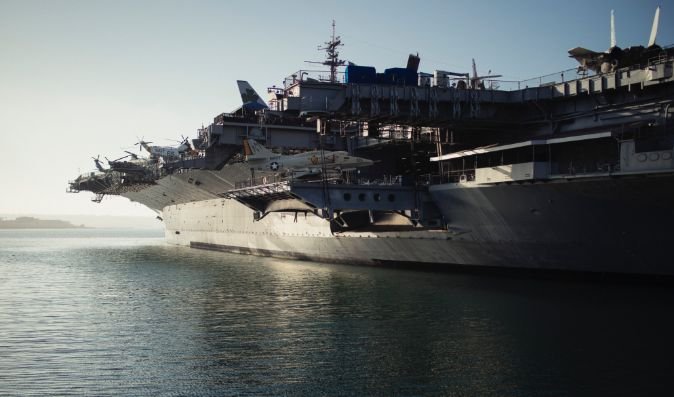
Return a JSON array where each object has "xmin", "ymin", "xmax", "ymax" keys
[
  {"xmin": 0, "ymin": 216, "xmax": 84, "ymax": 229},
  {"xmin": 0, "ymin": 214, "xmax": 164, "ymax": 229}
]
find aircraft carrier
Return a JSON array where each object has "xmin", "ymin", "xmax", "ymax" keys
[{"xmin": 69, "ymin": 16, "xmax": 674, "ymax": 276}]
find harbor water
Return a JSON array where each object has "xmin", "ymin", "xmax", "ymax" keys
[{"xmin": 1, "ymin": 228, "xmax": 673, "ymax": 396}]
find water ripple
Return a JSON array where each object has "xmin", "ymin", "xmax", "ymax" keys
[{"xmin": 1, "ymin": 229, "xmax": 674, "ymax": 396}]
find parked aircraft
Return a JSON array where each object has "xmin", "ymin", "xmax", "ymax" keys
[
  {"xmin": 243, "ymin": 139, "xmax": 373, "ymax": 176},
  {"xmin": 435, "ymin": 59, "xmax": 501, "ymax": 89},
  {"xmin": 237, "ymin": 80, "xmax": 269, "ymax": 110},
  {"xmin": 568, "ymin": 7, "xmax": 673, "ymax": 74},
  {"xmin": 91, "ymin": 155, "xmax": 107, "ymax": 172},
  {"xmin": 106, "ymin": 152, "xmax": 155, "ymax": 175},
  {"xmin": 136, "ymin": 137, "xmax": 191, "ymax": 162}
]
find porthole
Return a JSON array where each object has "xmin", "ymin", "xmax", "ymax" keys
[
  {"xmin": 663, "ymin": 152, "xmax": 672, "ymax": 160},
  {"xmin": 373, "ymin": 193, "xmax": 381, "ymax": 202},
  {"xmin": 637, "ymin": 153, "xmax": 647, "ymax": 162},
  {"xmin": 358, "ymin": 193, "xmax": 366, "ymax": 202},
  {"xmin": 388, "ymin": 194, "xmax": 395, "ymax": 202},
  {"xmin": 343, "ymin": 193, "xmax": 351, "ymax": 201},
  {"xmin": 649, "ymin": 152, "xmax": 660, "ymax": 161}
]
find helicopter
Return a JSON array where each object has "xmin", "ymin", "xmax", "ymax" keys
[
  {"xmin": 91, "ymin": 155, "xmax": 107, "ymax": 173},
  {"xmin": 105, "ymin": 151, "xmax": 155, "ymax": 174},
  {"xmin": 135, "ymin": 136, "xmax": 192, "ymax": 162}
]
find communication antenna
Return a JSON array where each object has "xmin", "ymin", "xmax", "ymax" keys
[{"xmin": 305, "ymin": 20, "xmax": 345, "ymax": 83}]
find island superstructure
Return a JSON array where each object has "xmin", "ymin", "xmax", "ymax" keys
[{"xmin": 69, "ymin": 18, "xmax": 674, "ymax": 276}]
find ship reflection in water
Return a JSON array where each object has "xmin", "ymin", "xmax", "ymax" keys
[{"xmin": 1, "ymin": 229, "xmax": 673, "ymax": 395}]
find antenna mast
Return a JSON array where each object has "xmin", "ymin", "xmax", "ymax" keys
[{"xmin": 317, "ymin": 20, "xmax": 345, "ymax": 83}]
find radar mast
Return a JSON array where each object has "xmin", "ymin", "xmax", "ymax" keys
[{"xmin": 318, "ymin": 20, "xmax": 345, "ymax": 83}]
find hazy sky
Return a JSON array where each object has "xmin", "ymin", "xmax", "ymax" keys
[{"xmin": 1, "ymin": 0, "xmax": 672, "ymax": 217}]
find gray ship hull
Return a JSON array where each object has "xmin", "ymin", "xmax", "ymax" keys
[
  {"xmin": 156, "ymin": 171, "xmax": 674, "ymax": 276},
  {"xmin": 429, "ymin": 173, "xmax": 674, "ymax": 275}
]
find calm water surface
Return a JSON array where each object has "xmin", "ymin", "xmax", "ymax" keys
[{"xmin": 1, "ymin": 228, "xmax": 673, "ymax": 396}]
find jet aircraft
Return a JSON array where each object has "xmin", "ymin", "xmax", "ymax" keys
[
  {"xmin": 243, "ymin": 139, "xmax": 373, "ymax": 177},
  {"xmin": 237, "ymin": 80, "xmax": 269, "ymax": 111},
  {"xmin": 469, "ymin": 58, "xmax": 502, "ymax": 89},
  {"xmin": 568, "ymin": 7, "xmax": 673, "ymax": 74},
  {"xmin": 434, "ymin": 59, "xmax": 501, "ymax": 89}
]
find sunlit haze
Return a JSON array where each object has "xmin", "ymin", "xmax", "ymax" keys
[{"xmin": 1, "ymin": 0, "xmax": 671, "ymax": 217}]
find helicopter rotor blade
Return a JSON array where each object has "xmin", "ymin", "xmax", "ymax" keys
[
  {"xmin": 135, "ymin": 136, "xmax": 153, "ymax": 152},
  {"xmin": 111, "ymin": 154, "xmax": 131, "ymax": 162},
  {"xmin": 474, "ymin": 74, "xmax": 503, "ymax": 80},
  {"xmin": 124, "ymin": 150, "xmax": 139, "ymax": 159}
]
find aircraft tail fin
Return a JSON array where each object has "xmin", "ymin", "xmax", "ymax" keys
[
  {"xmin": 237, "ymin": 80, "xmax": 268, "ymax": 110},
  {"xmin": 243, "ymin": 139, "xmax": 272, "ymax": 159},
  {"xmin": 648, "ymin": 6, "xmax": 660, "ymax": 47},
  {"xmin": 242, "ymin": 139, "xmax": 253, "ymax": 156},
  {"xmin": 610, "ymin": 9, "xmax": 616, "ymax": 48}
]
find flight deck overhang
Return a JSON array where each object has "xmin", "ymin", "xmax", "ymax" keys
[
  {"xmin": 430, "ymin": 131, "xmax": 613, "ymax": 162},
  {"xmin": 219, "ymin": 179, "xmax": 423, "ymax": 220},
  {"xmin": 290, "ymin": 182, "xmax": 419, "ymax": 212}
]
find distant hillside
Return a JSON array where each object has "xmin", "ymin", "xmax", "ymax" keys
[
  {"xmin": 0, "ymin": 216, "xmax": 83, "ymax": 229},
  {"xmin": 0, "ymin": 213, "xmax": 163, "ymax": 229}
]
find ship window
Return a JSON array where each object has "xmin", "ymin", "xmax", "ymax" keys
[
  {"xmin": 388, "ymin": 194, "xmax": 395, "ymax": 202},
  {"xmin": 343, "ymin": 193, "xmax": 351, "ymax": 201},
  {"xmin": 374, "ymin": 193, "xmax": 381, "ymax": 202},
  {"xmin": 358, "ymin": 193, "xmax": 366, "ymax": 202}
]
